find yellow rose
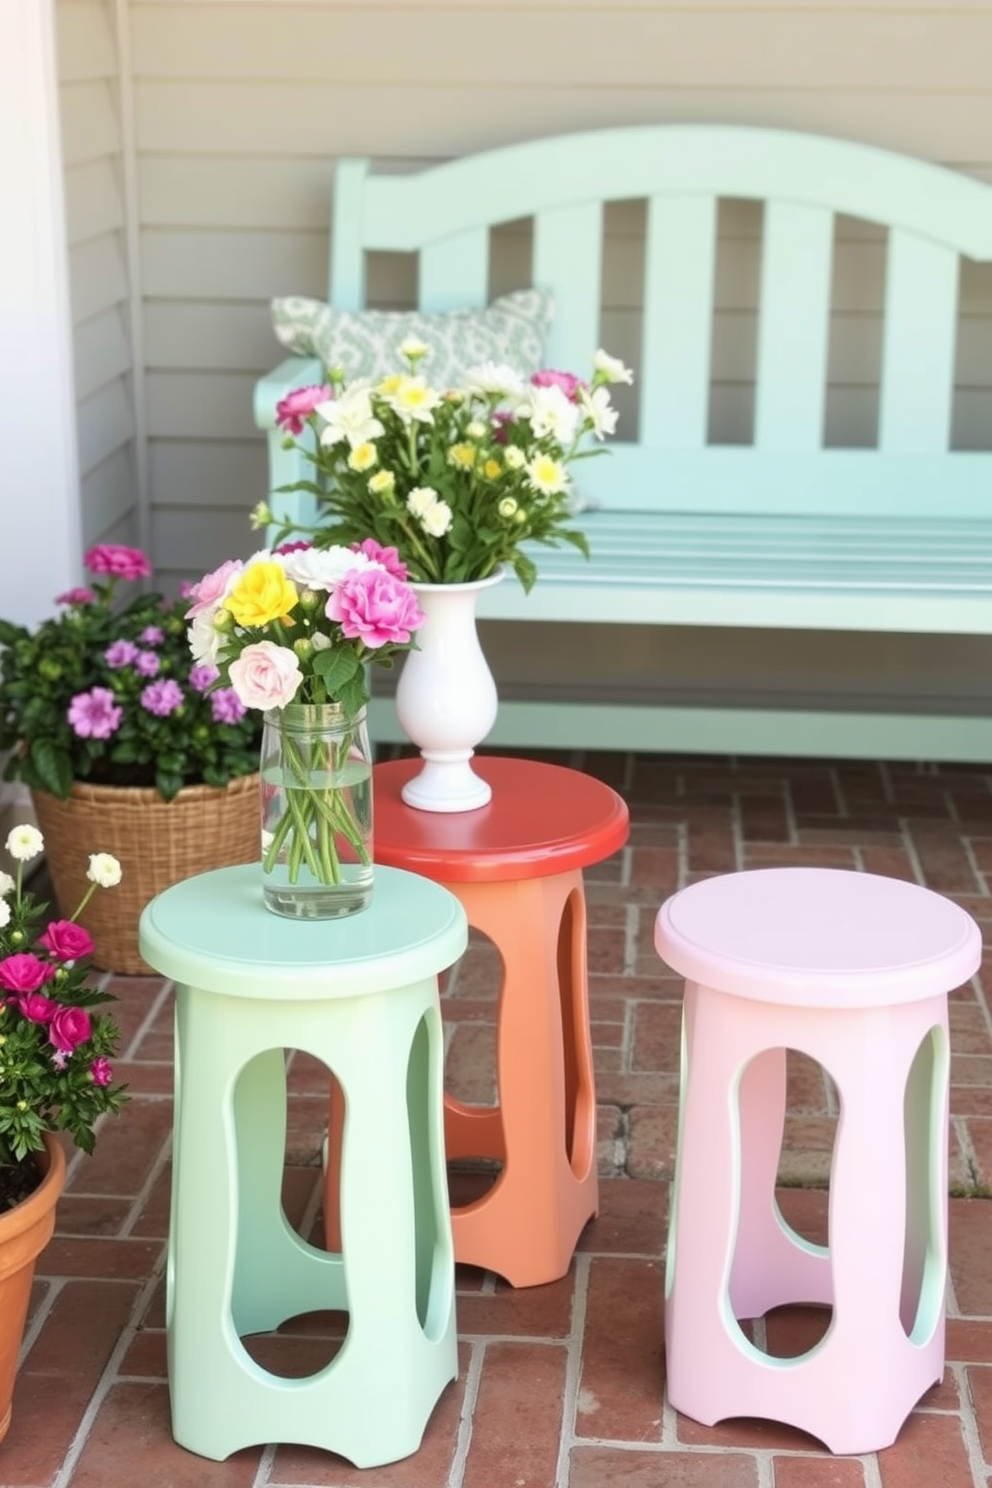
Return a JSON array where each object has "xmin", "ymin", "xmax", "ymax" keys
[{"xmin": 225, "ymin": 562, "xmax": 298, "ymax": 628}]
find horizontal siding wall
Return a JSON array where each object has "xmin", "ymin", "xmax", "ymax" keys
[
  {"xmin": 57, "ymin": 0, "xmax": 139, "ymax": 550},
  {"xmin": 113, "ymin": 0, "xmax": 992, "ymax": 715}
]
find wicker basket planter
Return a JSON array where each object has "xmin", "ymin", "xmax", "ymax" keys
[{"xmin": 31, "ymin": 774, "xmax": 259, "ymax": 975}]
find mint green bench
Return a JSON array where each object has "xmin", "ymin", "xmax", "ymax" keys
[{"xmin": 254, "ymin": 125, "xmax": 992, "ymax": 762}]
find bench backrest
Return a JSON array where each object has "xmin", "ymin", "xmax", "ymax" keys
[{"xmin": 328, "ymin": 125, "xmax": 992, "ymax": 522}]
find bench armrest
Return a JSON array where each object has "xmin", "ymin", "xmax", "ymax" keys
[{"xmin": 254, "ymin": 356, "xmax": 326, "ymax": 541}]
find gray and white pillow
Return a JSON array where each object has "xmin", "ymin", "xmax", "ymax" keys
[{"xmin": 270, "ymin": 287, "xmax": 553, "ymax": 387}]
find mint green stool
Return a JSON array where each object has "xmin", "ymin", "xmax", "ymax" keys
[{"xmin": 138, "ymin": 863, "xmax": 467, "ymax": 1467}]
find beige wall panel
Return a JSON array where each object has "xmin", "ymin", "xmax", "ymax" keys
[
  {"xmin": 59, "ymin": 78, "xmax": 119, "ymax": 166},
  {"xmin": 141, "ymin": 228, "xmax": 325, "ymax": 300},
  {"xmin": 144, "ymin": 301, "xmax": 283, "ymax": 372},
  {"xmin": 133, "ymin": 83, "xmax": 992, "ymax": 165},
  {"xmin": 130, "ymin": 6, "xmax": 992, "ymax": 91},
  {"xmin": 80, "ymin": 445, "xmax": 135, "ymax": 545},
  {"xmin": 73, "ymin": 305, "xmax": 131, "ymax": 401},
  {"xmin": 140, "ymin": 156, "xmax": 334, "ymax": 230},
  {"xmin": 64, "ymin": 157, "xmax": 124, "ymax": 245},
  {"xmin": 146, "ymin": 370, "xmax": 260, "ymax": 440},
  {"xmin": 57, "ymin": 0, "xmax": 117, "ymax": 81},
  {"xmin": 76, "ymin": 378, "xmax": 134, "ymax": 475},
  {"xmin": 68, "ymin": 231, "xmax": 128, "ymax": 324},
  {"xmin": 149, "ymin": 440, "xmax": 268, "ymax": 509},
  {"xmin": 151, "ymin": 506, "xmax": 262, "ymax": 576}
]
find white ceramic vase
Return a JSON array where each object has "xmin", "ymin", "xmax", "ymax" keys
[{"xmin": 395, "ymin": 570, "xmax": 504, "ymax": 813}]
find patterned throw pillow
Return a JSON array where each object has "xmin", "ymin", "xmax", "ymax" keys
[{"xmin": 270, "ymin": 287, "xmax": 554, "ymax": 387}]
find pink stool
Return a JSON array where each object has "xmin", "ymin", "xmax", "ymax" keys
[{"xmin": 655, "ymin": 867, "xmax": 982, "ymax": 1455}]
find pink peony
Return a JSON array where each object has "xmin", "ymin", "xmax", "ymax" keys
[
  {"xmin": 49, "ymin": 1005, "xmax": 93, "ymax": 1054},
  {"xmin": 16, "ymin": 992, "xmax": 57, "ymax": 1023},
  {"xmin": 326, "ymin": 569, "xmax": 426, "ymax": 650},
  {"xmin": 90, "ymin": 1056, "xmax": 114, "ymax": 1087},
  {"xmin": 39, "ymin": 919, "xmax": 95, "ymax": 961},
  {"xmin": 55, "ymin": 587, "xmax": 96, "ymax": 606},
  {"xmin": 140, "ymin": 679, "xmax": 185, "ymax": 716},
  {"xmin": 0, "ymin": 953, "xmax": 57, "ymax": 994},
  {"xmin": 531, "ymin": 368, "xmax": 586, "ymax": 402},
  {"xmin": 185, "ymin": 559, "xmax": 243, "ymax": 619},
  {"xmin": 229, "ymin": 641, "xmax": 303, "ymax": 709},
  {"xmin": 275, "ymin": 384, "xmax": 332, "ymax": 435},
  {"xmin": 350, "ymin": 538, "xmax": 409, "ymax": 580},
  {"xmin": 84, "ymin": 544, "xmax": 152, "ymax": 581},
  {"xmin": 273, "ymin": 540, "xmax": 312, "ymax": 555},
  {"xmin": 68, "ymin": 686, "xmax": 123, "ymax": 740}
]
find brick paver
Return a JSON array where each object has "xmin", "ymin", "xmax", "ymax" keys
[{"xmin": 9, "ymin": 752, "xmax": 992, "ymax": 1486}]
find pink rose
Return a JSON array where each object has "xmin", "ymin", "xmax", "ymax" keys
[
  {"xmin": 326, "ymin": 569, "xmax": 425, "ymax": 650},
  {"xmin": 55, "ymin": 587, "xmax": 96, "ymax": 606},
  {"xmin": 229, "ymin": 641, "xmax": 303, "ymax": 709},
  {"xmin": 275, "ymin": 384, "xmax": 332, "ymax": 435},
  {"xmin": 185, "ymin": 559, "xmax": 243, "ymax": 619},
  {"xmin": 39, "ymin": 920, "xmax": 95, "ymax": 962},
  {"xmin": 90, "ymin": 1057, "xmax": 114, "ymax": 1087},
  {"xmin": 350, "ymin": 538, "xmax": 409, "ymax": 581},
  {"xmin": 49, "ymin": 1005, "xmax": 93, "ymax": 1055},
  {"xmin": 0, "ymin": 953, "xmax": 57, "ymax": 994},
  {"xmin": 84, "ymin": 544, "xmax": 152, "ymax": 581},
  {"xmin": 16, "ymin": 992, "xmax": 57, "ymax": 1023},
  {"xmin": 531, "ymin": 368, "xmax": 586, "ymax": 402}
]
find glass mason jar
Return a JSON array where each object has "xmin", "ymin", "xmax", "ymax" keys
[{"xmin": 260, "ymin": 702, "xmax": 373, "ymax": 919}]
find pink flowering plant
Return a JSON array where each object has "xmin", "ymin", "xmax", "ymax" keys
[
  {"xmin": 187, "ymin": 541, "xmax": 425, "ymax": 890},
  {"xmin": 0, "ymin": 824, "xmax": 126, "ymax": 1187},
  {"xmin": 0, "ymin": 545, "xmax": 260, "ymax": 804},
  {"xmin": 259, "ymin": 344, "xmax": 632, "ymax": 591}
]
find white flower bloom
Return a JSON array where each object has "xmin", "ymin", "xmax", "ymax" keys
[
  {"xmin": 498, "ymin": 497, "xmax": 519, "ymax": 518},
  {"xmin": 316, "ymin": 385, "xmax": 384, "ymax": 449},
  {"xmin": 280, "ymin": 545, "xmax": 374, "ymax": 592},
  {"xmin": 466, "ymin": 420, "xmax": 488, "ymax": 440},
  {"xmin": 398, "ymin": 335, "xmax": 430, "ymax": 361},
  {"xmin": 0, "ymin": 870, "xmax": 14, "ymax": 898},
  {"xmin": 407, "ymin": 486, "xmax": 440, "ymax": 519},
  {"xmin": 462, "ymin": 363, "xmax": 527, "ymax": 401},
  {"xmin": 421, "ymin": 500, "xmax": 453, "ymax": 537},
  {"xmin": 5, "ymin": 825, "xmax": 43, "ymax": 862},
  {"xmin": 525, "ymin": 384, "xmax": 581, "ymax": 445},
  {"xmin": 593, "ymin": 349, "xmax": 634, "ymax": 385},
  {"xmin": 0, "ymin": 900, "xmax": 9, "ymax": 930},
  {"xmin": 579, "ymin": 384, "xmax": 619, "ymax": 441},
  {"xmin": 310, "ymin": 631, "xmax": 333, "ymax": 651},
  {"xmin": 187, "ymin": 611, "xmax": 223, "ymax": 665},
  {"xmin": 88, "ymin": 853, "xmax": 123, "ymax": 888},
  {"xmin": 381, "ymin": 376, "xmax": 442, "ymax": 425},
  {"xmin": 503, "ymin": 445, "xmax": 527, "ymax": 471},
  {"xmin": 526, "ymin": 454, "xmax": 570, "ymax": 496}
]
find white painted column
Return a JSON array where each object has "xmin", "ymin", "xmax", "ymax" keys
[{"xmin": 0, "ymin": 0, "xmax": 82, "ymax": 629}]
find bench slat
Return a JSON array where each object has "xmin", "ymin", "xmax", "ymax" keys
[
  {"xmin": 879, "ymin": 229, "xmax": 959, "ymax": 453},
  {"xmin": 533, "ymin": 201, "xmax": 602, "ymax": 373},
  {"xmin": 641, "ymin": 193, "xmax": 717, "ymax": 447},
  {"xmin": 420, "ymin": 227, "xmax": 489, "ymax": 312},
  {"xmin": 754, "ymin": 203, "xmax": 833, "ymax": 450}
]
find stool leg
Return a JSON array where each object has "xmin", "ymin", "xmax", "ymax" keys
[{"xmin": 445, "ymin": 872, "xmax": 598, "ymax": 1287}]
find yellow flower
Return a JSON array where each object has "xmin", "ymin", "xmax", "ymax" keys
[
  {"xmin": 376, "ymin": 373, "xmax": 404, "ymax": 396},
  {"xmin": 483, "ymin": 457, "xmax": 502, "ymax": 481},
  {"xmin": 226, "ymin": 562, "xmax": 298, "ymax": 628},
  {"xmin": 447, "ymin": 442, "xmax": 476, "ymax": 470},
  {"xmin": 368, "ymin": 469, "xmax": 396, "ymax": 495},
  {"xmin": 348, "ymin": 442, "xmax": 378, "ymax": 472}
]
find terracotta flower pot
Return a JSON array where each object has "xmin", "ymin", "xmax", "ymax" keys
[
  {"xmin": 32, "ymin": 774, "xmax": 260, "ymax": 975},
  {"xmin": 0, "ymin": 1134, "xmax": 67, "ymax": 1445}
]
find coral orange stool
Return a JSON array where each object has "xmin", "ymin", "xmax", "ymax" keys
[
  {"xmin": 327, "ymin": 755, "xmax": 628, "ymax": 1288},
  {"xmin": 655, "ymin": 867, "xmax": 982, "ymax": 1455}
]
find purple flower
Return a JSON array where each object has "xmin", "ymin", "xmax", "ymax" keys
[
  {"xmin": 90, "ymin": 1056, "xmax": 114, "ymax": 1087},
  {"xmin": 140, "ymin": 626, "xmax": 164, "ymax": 645},
  {"xmin": 188, "ymin": 663, "xmax": 219, "ymax": 693},
  {"xmin": 68, "ymin": 687, "xmax": 123, "ymax": 739},
  {"xmin": 210, "ymin": 688, "xmax": 247, "ymax": 725},
  {"xmin": 104, "ymin": 639, "xmax": 139, "ymax": 669},
  {"xmin": 140, "ymin": 679, "xmax": 184, "ymax": 717},
  {"xmin": 135, "ymin": 650, "xmax": 161, "ymax": 676}
]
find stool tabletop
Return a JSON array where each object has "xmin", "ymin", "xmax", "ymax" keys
[
  {"xmin": 372, "ymin": 756, "xmax": 629, "ymax": 882},
  {"xmin": 656, "ymin": 867, "xmax": 982, "ymax": 1007},
  {"xmin": 139, "ymin": 863, "xmax": 467, "ymax": 999}
]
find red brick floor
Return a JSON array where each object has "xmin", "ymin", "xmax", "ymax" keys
[{"xmin": 8, "ymin": 752, "xmax": 992, "ymax": 1487}]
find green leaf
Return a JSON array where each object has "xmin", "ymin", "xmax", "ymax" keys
[
  {"xmin": 312, "ymin": 648, "xmax": 362, "ymax": 691},
  {"xmin": 337, "ymin": 673, "xmax": 371, "ymax": 715},
  {"xmin": 29, "ymin": 738, "xmax": 73, "ymax": 799},
  {"xmin": 154, "ymin": 769, "xmax": 185, "ymax": 802}
]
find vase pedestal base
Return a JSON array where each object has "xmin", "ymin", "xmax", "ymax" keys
[
  {"xmin": 262, "ymin": 881, "xmax": 372, "ymax": 919},
  {"xmin": 401, "ymin": 754, "xmax": 492, "ymax": 814}
]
